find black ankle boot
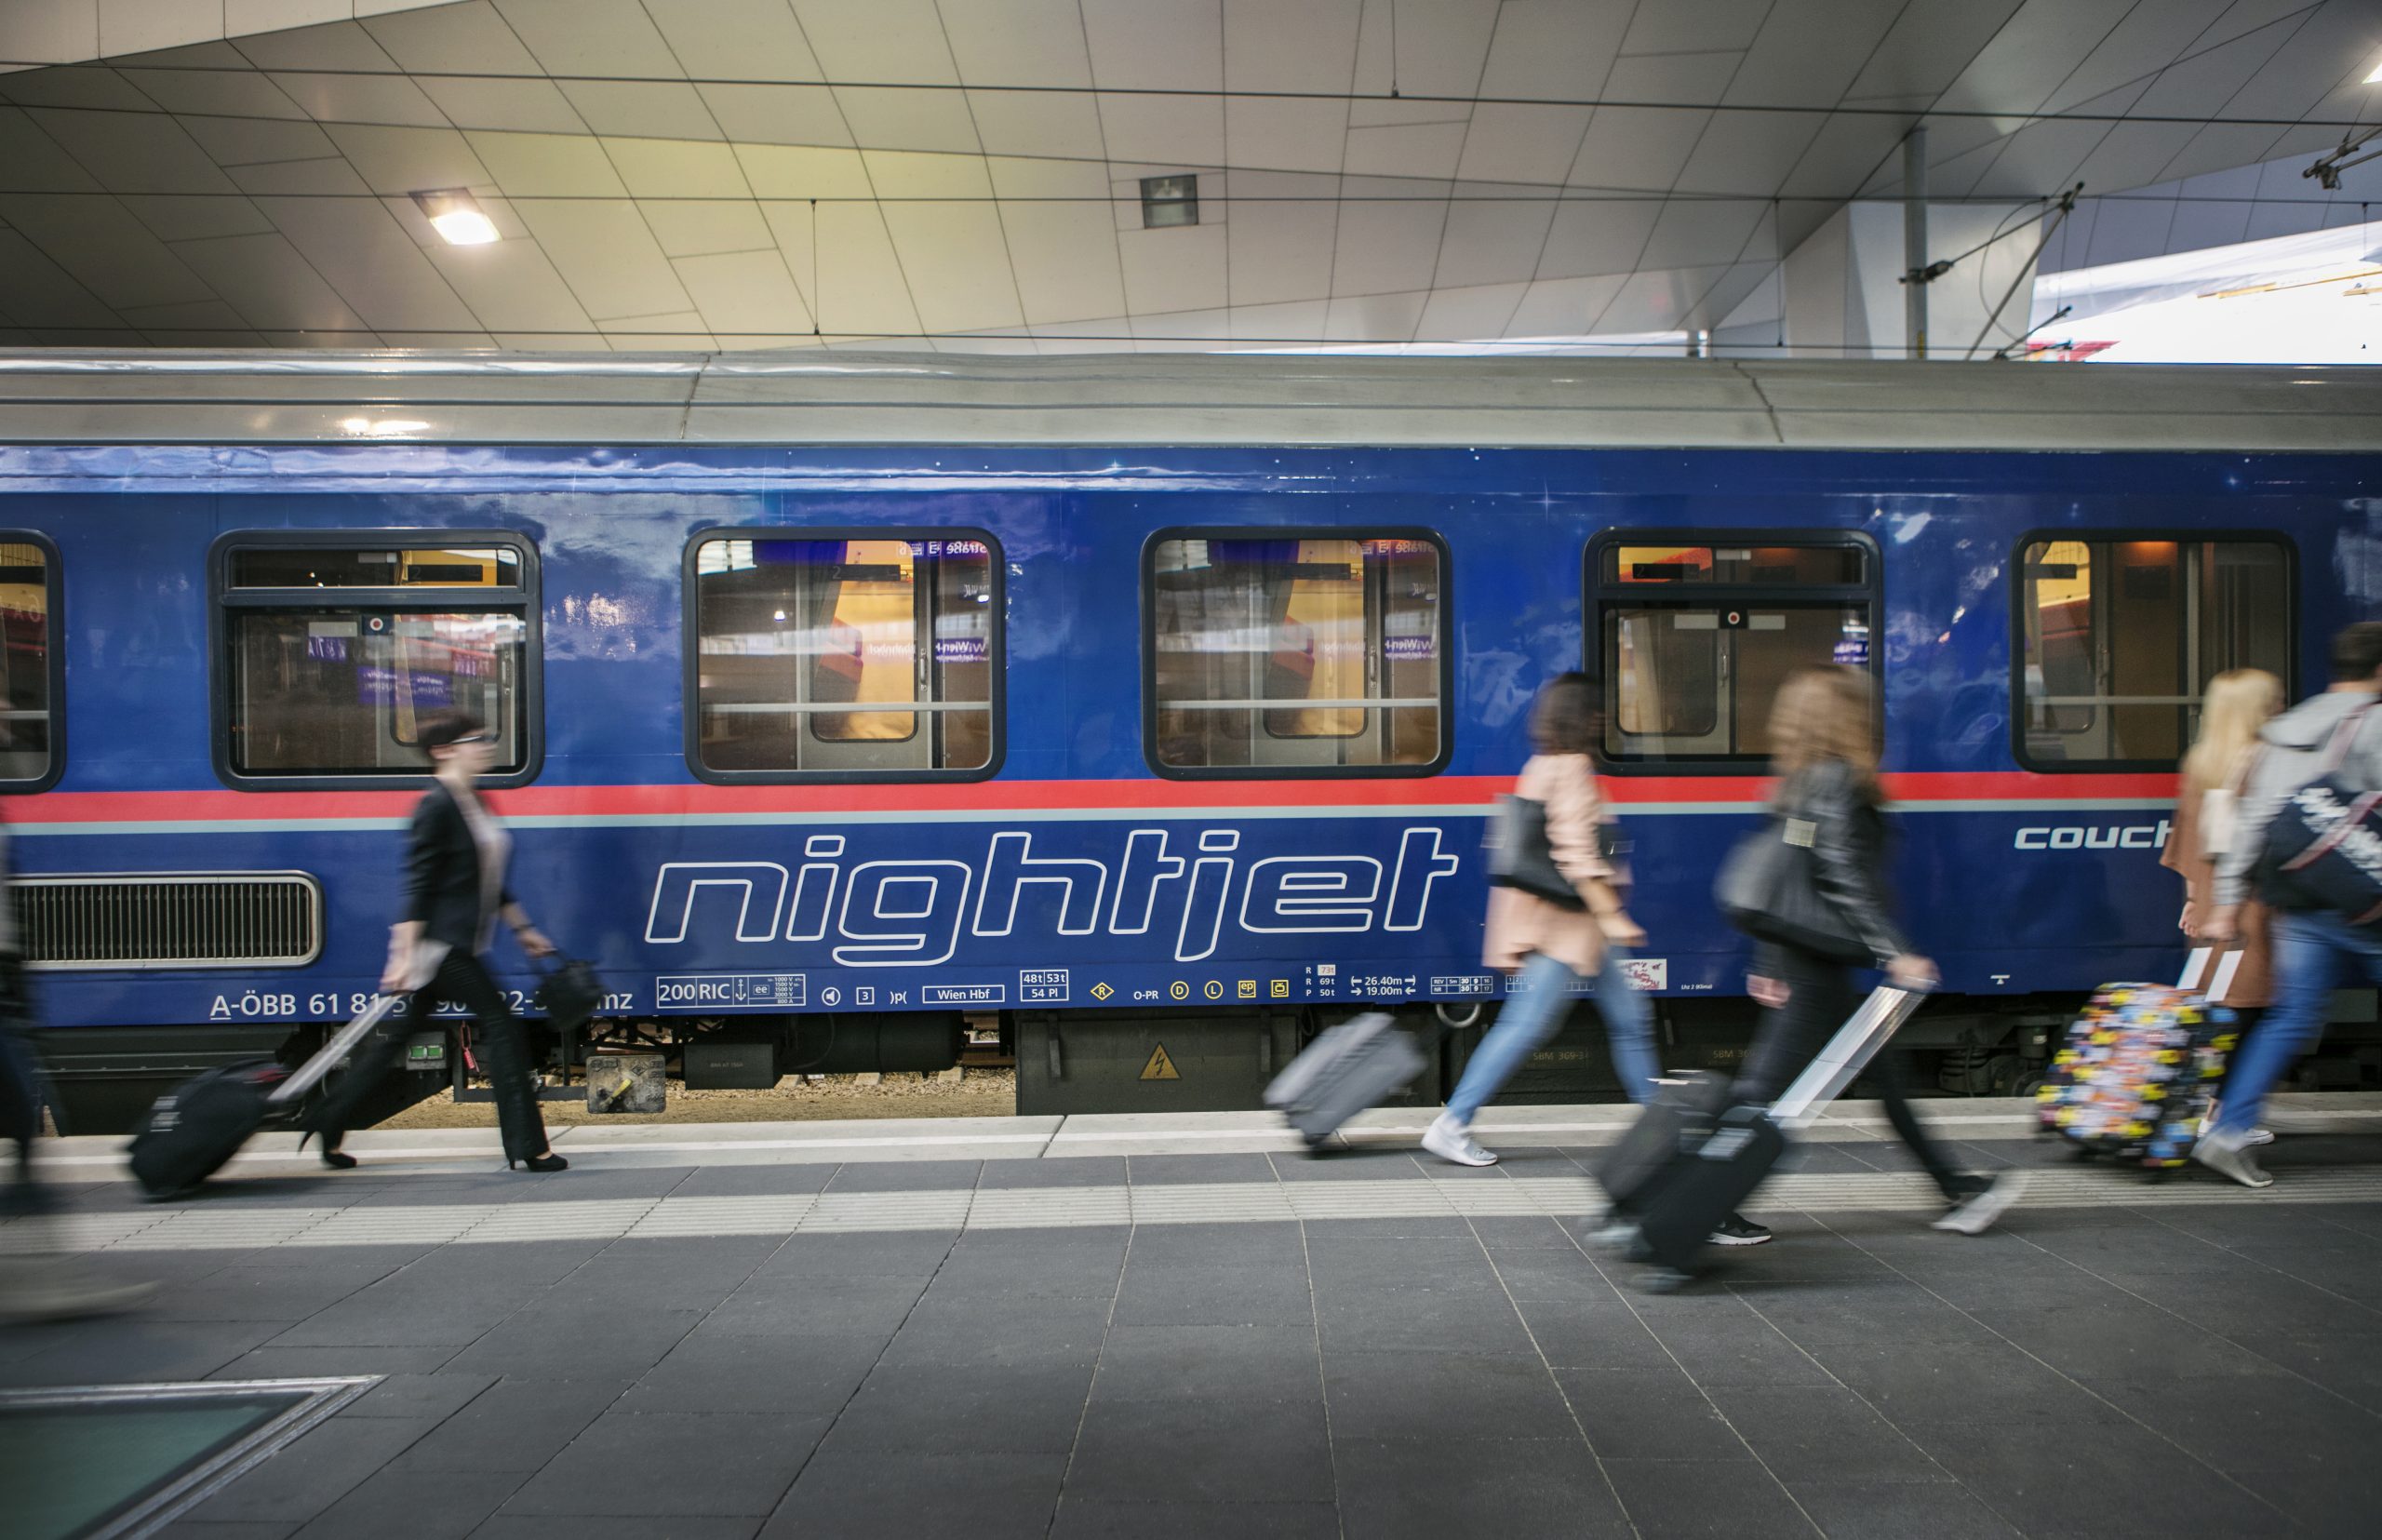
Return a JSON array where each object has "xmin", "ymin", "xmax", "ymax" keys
[{"xmin": 510, "ymin": 1152, "xmax": 567, "ymax": 1173}]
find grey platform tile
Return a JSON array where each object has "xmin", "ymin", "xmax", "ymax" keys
[
  {"xmin": 387, "ymin": 1378, "xmax": 632, "ymax": 1474},
  {"xmin": 1113, "ymin": 1264, "xmax": 1315, "ymax": 1328},
  {"xmin": 1323, "ymin": 1351, "xmax": 1575, "ymax": 1442},
  {"xmin": 290, "ymin": 1466, "xmax": 526, "ymax": 1540},
  {"xmin": 1702, "ymin": 1385, "xmax": 1945, "ymax": 1484},
  {"xmin": 151, "ymin": 1261, "xmax": 401, "ymax": 1322},
  {"xmin": 1963, "ymin": 1303, "xmax": 2286, "ymax": 1382},
  {"xmin": 664, "ymin": 1163, "xmax": 838, "ymax": 1198},
  {"xmin": 1489, "ymin": 1251, "xmax": 1624, "ymax": 1304},
  {"xmin": 1641, "ymin": 1312, "xmax": 1837, "ymax": 1389},
  {"xmin": 1896, "ymin": 1415, "xmax": 2291, "ymax": 1539},
  {"xmin": 2220, "ymin": 1328, "xmax": 2382, "ymax": 1411},
  {"xmin": 1065, "ymin": 1397, "xmax": 1332, "ymax": 1506},
  {"xmin": 1599, "ymin": 1457, "xmax": 1813, "ymax": 1539},
  {"xmin": 1805, "ymin": 1339, "xmax": 2122, "ymax": 1426},
  {"xmin": 700, "ymin": 1282, "xmax": 923, "ymax": 1344},
  {"xmin": 570, "ymin": 1234, "xmax": 786, "ymax": 1286},
  {"xmin": 1469, "ymin": 1215, "xmax": 1589, "ymax": 1252},
  {"xmin": 0, "ymin": 1318, "xmax": 287, "ymax": 1387},
  {"xmin": 878, "ymin": 1295, "xmax": 1115, "ymax": 1369},
  {"xmin": 2109, "ymin": 1270, "xmax": 2382, "ymax": 1338},
  {"xmin": 501, "ymin": 1410, "xmax": 828, "ymax": 1518},
  {"xmin": 977, "ymin": 1156, "xmax": 1126, "ymax": 1188},
  {"xmin": 1734, "ymin": 1289, "xmax": 2003, "ymax": 1350},
  {"xmin": 928, "ymin": 1251, "xmax": 1124, "ymax": 1302},
  {"xmin": 2235, "ymin": 1462, "xmax": 2382, "ymax": 1540},
  {"xmin": 377, "ymin": 1240, "xmax": 614, "ymax": 1285},
  {"xmin": 1556, "ymin": 1368, "xmax": 1746, "ymax": 1463},
  {"xmin": 1091, "ymin": 1324, "xmax": 1322, "ymax": 1403},
  {"xmin": 622, "ymin": 1328, "xmax": 883, "ymax": 1417},
  {"xmin": 184, "ymin": 1415, "xmax": 440, "ymax": 1524},
  {"xmin": 209, "ymin": 1346, "xmax": 464, "ymax": 1382},
  {"xmin": 750, "ymin": 1230, "xmax": 956, "ymax": 1278},
  {"xmin": 820, "ymin": 1359, "xmax": 1094, "ymax": 1453},
  {"xmin": 2093, "ymin": 1371, "xmax": 2382, "ymax": 1472},
  {"xmin": 1315, "ymin": 1282, "xmax": 1538, "ymax": 1357},
  {"xmin": 261, "ymin": 1296, "xmax": 507, "ymax": 1351},
  {"xmin": 1517, "ymin": 1298, "xmax": 1679, "ymax": 1370},
  {"xmin": 1305, "ymin": 1236, "xmax": 1502, "ymax": 1291},
  {"xmin": 1784, "ymin": 1478, "xmax": 2020, "ymax": 1540},
  {"xmin": 473, "ymin": 1520, "xmax": 758, "ymax": 1540},
  {"xmin": 1268, "ymin": 1149, "xmax": 1424, "ymax": 1181},
  {"xmin": 762, "ymin": 1449, "xmax": 1064, "ymax": 1540},
  {"xmin": 822, "ymin": 1160, "xmax": 982, "ymax": 1193},
  {"xmin": 1049, "ymin": 1498, "xmax": 1338, "ymax": 1539},
  {"xmin": 337, "ymin": 1370, "xmax": 496, "ymax": 1420},
  {"xmin": 1124, "ymin": 1153, "xmax": 1278, "ymax": 1185},
  {"xmin": 1300, "ymin": 1213, "xmax": 1482, "ymax": 1240},
  {"xmin": 440, "ymin": 1305, "xmax": 703, "ymax": 1381},
  {"xmin": 1333, "ymin": 1436, "xmax": 1633, "ymax": 1540},
  {"xmin": 1117, "ymin": 1220, "xmax": 1305, "ymax": 1265},
  {"xmin": 155, "ymin": 1522, "xmax": 299, "ymax": 1539}
]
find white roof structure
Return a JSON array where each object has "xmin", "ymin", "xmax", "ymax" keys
[{"xmin": 0, "ymin": 1, "xmax": 2377, "ymax": 355}]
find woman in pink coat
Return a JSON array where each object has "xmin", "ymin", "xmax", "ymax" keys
[{"xmin": 1424, "ymin": 673, "xmax": 1652, "ymax": 1166}]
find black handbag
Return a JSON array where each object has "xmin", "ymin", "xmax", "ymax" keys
[
  {"xmin": 535, "ymin": 956, "xmax": 604, "ymax": 1035},
  {"xmin": 1715, "ymin": 799, "xmax": 1870, "ymax": 963},
  {"xmin": 2259, "ymin": 705, "xmax": 2382, "ymax": 925},
  {"xmin": 1487, "ymin": 795, "xmax": 1585, "ymax": 909}
]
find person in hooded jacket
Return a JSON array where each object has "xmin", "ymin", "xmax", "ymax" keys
[{"xmin": 2201, "ymin": 622, "xmax": 2382, "ymax": 1188}]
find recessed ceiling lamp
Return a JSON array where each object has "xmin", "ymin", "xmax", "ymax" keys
[
  {"xmin": 2367, "ymin": 59, "xmax": 2382, "ymax": 84},
  {"xmin": 411, "ymin": 189, "xmax": 498, "ymax": 246},
  {"xmin": 1140, "ymin": 174, "xmax": 1198, "ymax": 229}
]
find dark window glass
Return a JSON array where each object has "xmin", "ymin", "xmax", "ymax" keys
[
  {"xmin": 1151, "ymin": 535, "xmax": 1442, "ymax": 771},
  {"xmin": 691, "ymin": 536, "xmax": 996, "ymax": 776},
  {"xmin": 2018, "ymin": 538, "xmax": 2292, "ymax": 766},
  {"xmin": 227, "ymin": 610, "xmax": 529, "ymax": 776},
  {"xmin": 0, "ymin": 541, "xmax": 54, "ymax": 784},
  {"xmin": 229, "ymin": 547, "xmax": 521, "ymax": 588}
]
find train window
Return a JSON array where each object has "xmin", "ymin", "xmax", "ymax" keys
[
  {"xmin": 687, "ymin": 533, "xmax": 999, "ymax": 781},
  {"xmin": 2016, "ymin": 537, "xmax": 2293, "ymax": 769},
  {"xmin": 1145, "ymin": 532, "xmax": 1448, "ymax": 777},
  {"xmin": 0, "ymin": 537, "xmax": 60, "ymax": 790},
  {"xmin": 1589, "ymin": 531, "xmax": 1879, "ymax": 768},
  {"xmin": 213, "ymin": 534, "xmax": 539, "ymax": 787}
]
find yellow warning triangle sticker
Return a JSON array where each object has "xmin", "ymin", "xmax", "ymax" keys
[{"xmin": 1140, "ymin": 1043, "xmax": 1181, "ymax": 1081}]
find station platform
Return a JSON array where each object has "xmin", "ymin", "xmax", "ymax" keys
[{"xmin": 6, "ymin": 1095, "xmax": 2380, "ymax": 1539}]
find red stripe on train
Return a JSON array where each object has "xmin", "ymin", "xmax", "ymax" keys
[{"xmin": 10, "ymin": 770, "xmax": 2177, "ymax": 824}]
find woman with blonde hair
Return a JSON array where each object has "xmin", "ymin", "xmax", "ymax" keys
[
  {"xmin": 1728, "ymin": 666, "xmax": 2023, "ymax": 1242},
  {"xmin": 2164, "ymin": 668, "xmax": 2282, "ymax": 1140}
]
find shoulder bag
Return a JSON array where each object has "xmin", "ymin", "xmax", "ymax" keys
[
  {"xmin": 1714, "ymin": 779, "xmax": 1871, "ymax": 963},
  {"xmin": 2257, "ymin": 704, "xmax": 2382, "ymax": 925}
]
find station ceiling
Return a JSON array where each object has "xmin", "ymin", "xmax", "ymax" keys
[{"xmin": 0, "ymin": 0, "xmax": 2375, "ymax": 353}]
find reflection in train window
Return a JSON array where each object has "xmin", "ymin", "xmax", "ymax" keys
[
  {"xmin": 689, "ymin": 534, "xmax": 997, "ymax": 779},
  {"xmin": 0, "ymin": 539, "xmax": 58, "ymax": 787},
  {"xmin": 1147, "ymin": 534, "xmax": 1446, "ymax": 775},
  {"xmin": 1591, "ymin": 533, "xmax": 1878, "ymax": 767},
  {"xmin": 217, "ymin": 537, "xmax": 537, "ymax": 783},
  {"xmin": 2017, "ymin": 537, "xmax": 2292, "ymax": 769}
]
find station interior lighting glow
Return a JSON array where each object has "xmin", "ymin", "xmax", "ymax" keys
[{"xmin": 410, "ymin": 190, "xmax": 499, "ymax": 247}]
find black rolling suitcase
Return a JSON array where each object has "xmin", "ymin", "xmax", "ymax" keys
[
  {"xmin": 1265, "ymin": 1012, "xmax": 1428, "ymax": 1149},
  {"xmin": 1593, "ymin": 1070, "xmax": 1733, "ymax": 1216},
  {"xmin": 1626, "ymin": 984, "xmax": 1928, "ymax": 1278},
  {"xmin": 127, "ymin": 995, "xmax": 401, "ymax": 1198}
]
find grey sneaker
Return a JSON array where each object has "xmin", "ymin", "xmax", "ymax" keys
[
  {"xmin": 1421, "ymin": 1115, "xmax": 1497, "ymax": 1167},
  {"xmin": 1931, "ymin": 1170, "xmax": 2029, "ymax": 1235},
  {"xmin": 2192, "ymin": 1130, "xmax": 2273, "ymax": 1189},
  {"xmin": 1707, "ymin": 1214, "xmax": 1771, "ymax": 1246}
]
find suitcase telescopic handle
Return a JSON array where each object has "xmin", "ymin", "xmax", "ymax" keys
[
  {"xmin": 267, "ymin": 993, "xmax": 404, "ymax": 1106},
  {"xmin": 1767, "ymin": 984, "xmax": 1930, "ymax": 1130}
]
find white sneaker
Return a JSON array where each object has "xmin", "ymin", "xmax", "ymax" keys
[
  {"xmin": 2243, "ymin": 1127, "xmax": 2275, "ymax": 1147},
  {"xmin": 1931, "ymin": 1170, "xmax": 2029, "ymax": 1235},
  {"xmin": 1421, "ymin": 1115, "xmax": 1497, "ymax": 1167},
  {"xmin": 2192, "ymin": 1130, "xmax": 2273, "ymax": 1189}
]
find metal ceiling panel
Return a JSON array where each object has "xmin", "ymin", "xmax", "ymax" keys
[
  {"xmin": 698, "ymin": 83, "xmax": 854, "ymax": 148},
  {"xmin": 228, "ymin": 19, "xmax": 405, "ymax": 74},
  {"xmin": 939, "ymin": 0, "xmax": 1096, "ymax": 87},
  {"xmin": 1639, "ymin": 199, "xmax": 1771, "ymax": 273},
  {"xmin": 462, "ymin": 130, "xmax": 626, "ymax": 196},
  {"xmin": 831, "ymin": 85, "xmax": 984, "ymax": 156},
  {"xmin": 322, "ymin": 122, "xmax": 491, "ymax": 196},
  {"xmin": 24, "ymin": 105, "xmax": 241, "ymax": 194},
  {"xmin": 738, "ymin": 143, "xmax": 875, "ymax": 199},
  {"xmin": 1082, "ymin": 0, "xmax": 1222, "ymax": 92},
  {"xmin": 119, "ymin": 296, "xmax": 261, "ymax": 347},
  {"xmin": 556, "ymin": 81, "xmax": 724, "ymax": 141},
  {"xmin": 181, "ymin": 111, "xmax": 338, "ymax": 166},
  {"xmin": 1224, "ymin": 0, "xmax": 1363, "ymax": 94},
  {"xmin": 264, "ymin": 70, "xmax": 449, "ymax": 127},
  {"xmin": 1604, "ymin": 51, "xmax": 1743, "ymax": 110},
  {"xmin": 1413, "ymin": 279, "xmax": 1529, "ymax": 341},
  {"xmin": 882, "ymin": 202, "xmax": 1024, "ymax": 333},
  {"xmin": 255, "ymin": 195, "xmax": 485, "ymax": 333},
  {"xmin": 1434, "ymin": 190, "xmax": 1559, "ymax": 290},
  {"xmin": 166, "ymin": 231, "xmax": 375, "ymax": 334},
  {"xmin": 492, "ymin": 0, "xmax": 684, "ymax": 79},
  {"xmin": 115, "ymin": 64, "xmax": 312, "ymax": 120},
  {"xmin": 1536, "ymin": 199, "xmax": 1663, "ymax": 280},
  {"xmin": 646, "ymin": 0, "xmax": 827, "ymax": 85},
  {"xmin": 1621, "ymin": 0, "xmax": 1773, "ymax": 59},
  {"xmin": 1342, "ymin": 120, "xmax": 1469, "ymax": 180},
  {"xmin": 810, "ymin": 201, "xmax": 924, "ymax": 334},
  {"xmin": 674, "ymin": 248, "xmax": 817, "ymax": 338},
  {"xmin": 0, "ymin": 229, "xmax": 121, "ymax": 329},
  {"xmin": 513, "ymin": 198, "xmax": 693, "ymax": 322},
  {"xmin": 120, "ymin": 192, "xmax": 278, "ymax": 244},
  {"xmin": 422, "ymin": 234, "xmax": 596, "ymax": 333},
  {"xmin": 605, "ymin": 140, "xmax": 753, "ymax": 199},
  {"xmin": 360, "ymin": 1, "xmax": 544, "ymax": 76},
  {"xmin": 1505, "ymin": 272, "xmax": 1630, "ymax": 335},
  {"xmin": 225, "ymin": 156, "xmax": 371, "ymax": 194},
  {"xmin": 1453, "ymin": 104, "xmax": 1593, "ymax": 187},
  {"xmin": 1675, "ymin": 111, "xmax": 1827, "ymax": 196},
  {"xmin": 995, "ymin": 200, "xmax": 1128, "ymax": 327},
  {"xmin": 642, "ymin": 199, "xmax": 775, "ymax": 261},
  {"xmin": 418, "ymin": 77, "xmax": 585, "ymax": 135},
  {"xmin": 0, "ymin": 193, "xmax": 216, "ymax": 310},
  {"xmin": 1727, "ymin": 0, "xmax": 1904, "ymax": 108},
  {"xmin": 1225, "ymin": 99, "xmax": 1350, "ymax": 178},
  {"xmin": 1117, "ymin": 221, "xmax": 1228, "ymax": 317},
  {"xmin": 1476, "ymin": 0, "xmax": 1629, "ymax": 100},
  {"xmin": 1094, "ymin": 93, "xmax": 1224, "ymax": 168},
  {"xmin": 0, "ymin": 106, "xmax": 102, "ymax": 190},
  {"xmin": 1844, "ymin": 0, "xmax": 2025, "ymax": 103},
  {"xmin": 1224, "ymin": 171, "xmax": 1338, "ymax": 307},
  {"xmin": 2037, "ymin": 0, "xmax": 2235, "ymax": 117},
  {"xmin": 1329, "ymin": 181, "xmax": 1452, "ymax": 296},
  {"xmin": 1567, "ymin": 106, "xmax": 1707, "ymax": 193}
]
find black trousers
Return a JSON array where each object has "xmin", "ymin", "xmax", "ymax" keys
[
  {"xmin": 0, "ymin": 958, "xmax": 49, "ymax": 1215},
  {"xmin": 1733, "ymin": 944, "xmax": 1970, "ymax": 1203},
  {"xmin": 313, "ymin": 950, "xmax": 549, "ymax": 1163}
]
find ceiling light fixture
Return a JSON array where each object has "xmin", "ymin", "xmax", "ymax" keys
[
  {"xmin": 411, "ymin": 189, "xmax": 498, "ymax": 246},
  {"xmin": 1140, "ymin": 174, "xmax": 1198, "ymax": 230},
  {"xmin": 2367, "ymin": 59, "xmax": 2382, "ymax": 84}
]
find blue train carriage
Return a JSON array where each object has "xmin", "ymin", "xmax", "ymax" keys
[{"xmin": 1, "ymin": 353, "xmax": 2376, "ymax": 1130}]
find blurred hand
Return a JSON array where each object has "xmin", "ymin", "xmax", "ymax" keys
[
  {"xmin": 515, "ymin": 927, "xmax": 556, "ymax": 960},
  {"xmin": 1748, "ymin": 974, "xmax": 1787, "ymax": 1008},
  {"xmin": 1597, "ymin": 912, "xmax": 1646, "ymax": 949},
  {"xmin": 1887, "ymin": 954, "xmax": 1939, "ymax": 991},
  {"xmin": 380, "ymin": 950, "xmax": 415, "ymax": 995},
  {"xmin": 2179, "ymin": 903, "xmax": 2201, "ymax": 939},
  {"xmin": 2203, "ymin": 907, "xmax": 2240, "ymax": 944}
]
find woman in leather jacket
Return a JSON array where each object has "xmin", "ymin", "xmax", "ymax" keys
[{"xmin": 1732, "ymin": 667, "xmax": 2025, "ymax": 1241}]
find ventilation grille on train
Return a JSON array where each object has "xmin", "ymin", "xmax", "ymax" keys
[{"xmin": 16, "ymin": 874, "xmax": 324, "ymax": 970}]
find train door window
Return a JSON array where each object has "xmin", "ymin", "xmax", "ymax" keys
[
  {"xmin": 2016, "ymin": 537, "xmax": 2293, "ymax": 769},
  {"xmin": 1589, "ymin": 534, "xmax": 1879, "ymax": 766},
  {"xmin": 213, "ymin": 534, "xmax": 539, "ymax": 787},
  {"xmin": 0, "ymin": 536, "xmax": 61, "ymax": 790},
  {"xmin": 687, "ymin": 532, "xmax": 1000, "ymax": 781},
  {"xmin": 1145, "ymin": 532, "xmax": 1448, "ymax": 777}
]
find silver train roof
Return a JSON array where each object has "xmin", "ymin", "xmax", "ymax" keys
[{"xmin": 0, "ymin": 351, "xmax": 2373, "ymax": 453}]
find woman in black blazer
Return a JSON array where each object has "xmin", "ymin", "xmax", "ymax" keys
[{"xmin": 307, "ymin": 711, "xmax": 565, "ymax": 1172}]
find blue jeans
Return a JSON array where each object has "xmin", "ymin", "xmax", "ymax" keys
[
  {"xmin": 1443, "ymin": 946, "xmax": 1661, "ymax": 1126},
  {"xmin": 2213, "ymin": 910, "xmax": 2382, "ymax": 1137}
]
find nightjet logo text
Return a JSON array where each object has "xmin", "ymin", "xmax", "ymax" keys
[{"xmin": 644, "ymin": 827, "xmax": 1464, "ymax": 967}]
